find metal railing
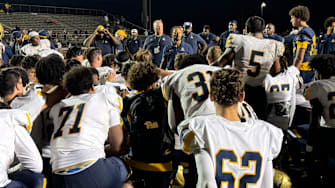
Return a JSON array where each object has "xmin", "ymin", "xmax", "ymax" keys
[{"xmin": 0, "ymin": 3, "xmax": 147, "ymax": 33}]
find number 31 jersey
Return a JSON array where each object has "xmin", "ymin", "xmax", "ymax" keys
[
  {"xmin": 49, "ymin": 92, "xmax": 121, "ymax": 171},
  {"xmin": 227, "ymin": 34, "xmax": 284, "ymax": 87},
  {"xmin": 161, "ymin": 64, "xmax": 220, "ymax": 126},
  {"xmin": 179, "ymin": 115, "xmax": 283, "ymax": 188}
]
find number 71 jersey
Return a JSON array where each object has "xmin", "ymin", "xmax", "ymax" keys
[
  {"xmin": 162, "ymin": 64, "xmax": 221, "ymax": 119},
  {"xmin": 227, "ymin": 34, "xmax": 284, "ymax": 87}
]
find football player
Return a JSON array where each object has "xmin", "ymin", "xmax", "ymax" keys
[
  {"xmin": 213, "ymin": 16, "xmax": 284, "ymax": 120},
  {"xmin": 264, "ymin": 56, "xmax": 298, "ymax": 129},
  {"xmin": 289, "ymin": 5, "xmax": 316, "ymax": 84},
  {"xmin": 49, "ymin": 66, "xmax": 128, "ymax": 188},
  {"xmin": 306, "ymin": 54, "xmax": 335, "ymax": 186},
  {"xmin": 178, "ymin": 68, "xmax": 283, "ymax": 188}
]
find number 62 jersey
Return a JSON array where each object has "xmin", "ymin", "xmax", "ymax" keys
[
  {"xmin": 226, "ymin": 34, "xmax": 284, "ymax": 87},
  {"xmin": 178, "ymin": 115, "xmax": 283, "ymax": 188}
]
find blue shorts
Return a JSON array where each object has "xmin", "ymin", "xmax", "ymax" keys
[
  {"xmin": 5, "ymin": 169, "xmax": 45, "ymax": 188},
  {"xmin": 52, "ymin": 157, "xmax": 128, "ymax": 188}
]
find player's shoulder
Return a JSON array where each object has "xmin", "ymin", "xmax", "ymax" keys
[
  {"xmin": 0, "ymin": 108, "xmax": 30, "ymax": 128},
  {"xmin": 249, "ymin": 118, "xmax": 283, "ymax": 135}
]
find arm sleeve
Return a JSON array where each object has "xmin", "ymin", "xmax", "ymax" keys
[
  {"xmin": 109, "ymin": 109, "xmax": 121, "ymax": 128},
  {"xmin": 268, "ymin": 123, "xmax": 284, "ymax": 160},
  {"xmin": 226, "ymin": 34, "xmax": 242, "ymax": 53},
  {"xmin": 14, "ymin": 125, "xmax": 43, "ymax": 173},
  {"xmin": 275, "ymin": 41, "xmax": 285, "ymax": 57},
  {"xmin": 305, "ymin": 82, "xmax": 319, "ymax": 100},
  {"xmin": 179, "ymin": 118, "xmax": 205, "ymax": 155},
  {"xmin": 195, "ymin": 149, "xmax": 217, "ymax": 188},
  {"xmin": 196, "ymin": 34, "xmax": 206, "ymax": 45}
]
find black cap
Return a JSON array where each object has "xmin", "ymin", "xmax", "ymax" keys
[{"xmin": 115, "ymin": 51, "xmax": 130, "ymax": 64}]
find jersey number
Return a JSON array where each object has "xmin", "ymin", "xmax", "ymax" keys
[
  {"xmin": 215, "ymin": 149, "xmax": 262, "ymax": 188},
  {"xmin": 53, "ymin": 103, "xmax": 86, "ymax": 139},
  {"xmin": 247, "ymin": 50, "xmax": 264, "ymax": 77},
  {"xmin": 187, "ymin": 71, "xmax": 213, "ymax": 103},
  {"xmin": 270, "ymin": 84, "xmax": 290, "ymax": 92},
  {"xmin": 329, "ymin": 92, "xmax": 335, "ymax": 119}
]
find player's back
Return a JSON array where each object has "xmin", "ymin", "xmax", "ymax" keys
[
  {"xmin": 308, "ymin": 77, "xmax": 335, "ymax": 128},
  {"xmin": 162, "ymin": 64, "xmax": 220, "ymax": 119},
  {"xmin": 228, "ymin": 34, "xmax": 284, "ymax": 86},
  {"xmin": 49, "ymin": 92, "xmax": 119, "ymax": 171},
  {"xmin": 181, "ymin": 115, "xmax": 283, "ymax": 188},
  {"xmin": 264, "ymin": 66, "xmax": 298, "ymax": 129}
]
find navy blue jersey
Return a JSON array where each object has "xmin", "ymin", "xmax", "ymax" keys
[
  {"xmin": 143, "ymin": 34, "xmax": 172, "ymax": 67},
  {"xmin": 162, "ymin": 41, "xmax": 193, "ymax": 70},
  {"xmin": 183, "ymin": 32, "xmax": 206, "ymax": 54},
  {"xmin": 292, "ymin": 26, "xmax": 316, "ymax": 71},
  {"xmin": 90, "ymin": 37, "xmax": 115, "ymax": 56}
]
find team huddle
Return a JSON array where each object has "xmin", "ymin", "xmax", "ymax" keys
[{"xmin": 1, "ymin": 4, "xmax": 335, "ymax": 188}]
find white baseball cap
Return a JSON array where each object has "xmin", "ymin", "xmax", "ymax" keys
[
  {"xmin": 131, "ymin": 29, "xmax": 138, "ymax": 33},
  {"xmin": 28, "ymin": 31, "xmax": 39, "ymax": 40}
]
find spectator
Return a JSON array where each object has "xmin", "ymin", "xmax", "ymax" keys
[
  {"xmin": 161, "ymin": 26, "xmax": 193, "ymax": 70},
  {"xmin": 39, "ymin": 29, "xmax": 56, "ymax": 49},
  {"xmin": 21, "ymin": 31, "xmax": 52, "ymax": 56},
  {"xmin": 218, "ymin": 20, "xmax": 239, "ymax": 51},
  {"xmin": 114, "ymin": 29, "xmax": 127, "ymax": 54},
  {"xmin": 143, "ymin": 20, "xmax": 172, "ymax": 67},
  {"xmin": 264, "ymin": 23, "xmax": 284, "ymax": 42},
  {"xmin": 125, "ymin": 29, "xmax": 142, "ymax": 60},
  {"xmin": 0, "ymin": 24, "xmax": 13, "ymax": 65},
  {"xmin": 11, "ymin": 31, "xmax": 29, "ymax": 55},
  {"xmin": 182, "ymin": 22, "xmax": 207, "ymax": 55},
  {"xmin": 317, "ymin": 17, "xmax": 335, "ymax": 54},
  {"xmin": 84, "ymin": 25, "xmax": 120, "ymax": 56},
  {"xmin": 199, "ymin": 25, "xmax": 219, "ymax": 49}
]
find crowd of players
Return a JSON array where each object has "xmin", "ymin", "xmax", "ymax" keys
[{"xmin": 1, "ymin": 4, "xmax": 335, "ymax": 188}]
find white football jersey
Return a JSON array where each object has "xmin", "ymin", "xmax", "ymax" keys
[
  {"xmin": 10, "ymin": 85, "xmax": 46, "ymax": 124},
  {"xmin": 178, "ymin": 115, "xmax": 283, "ymax": 188},
  {"xmin": 0, "ymin": 109, "xmax": 42, "ymax": 187},
  {"xmin": 307, "ymin": 77, "xmax": 335, "ymax": 128},
  {"xmin": 49, "ymin": 92, "xmax": 121, "ymax": 171},
  {"xmin": 161, "ymin": 64, "xmax": 221, "ymax": 131},
  {"xmin": 94, "ymin": 83, "xmax": 123, "ymax": 113},
  {"xmin": 238, "ymin": 101, "xmax": 258, "ymax": 120},
  {"xmin": 227, "ymin": 34, "xmax": 284, "ymax": 87},
  {"xmin": 264, "ymin": 66, "xmax": 298, "ymax": 129}
]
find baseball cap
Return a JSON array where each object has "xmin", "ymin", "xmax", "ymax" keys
[
  {"xmin": 39, "ymin": 29, "xmax": 47, "ymax": 39},
  {"xmin": 116, "ymin": 30, "xmax": 127, "ymax": 37},
  {"xmin": 183, "ymin": 22, "xmax": 192, "ymax": 28},
  {"xmin": 97, "ymin": 25, "xmax": 105, "ymax": 31},
  {"xmin": 28, "ymin": 31, "xmax": 39, "ymax": 40},
  {"xmin": 131, "ymin": 29, "xmax": 138, "ymax": 33},
  {"xmin": 12, "ymin": 31, "xmax": 22, "ymax": 40},
  {"xmin": 0, "ymin": 23, "xmax": 4, "ymax": 39},
  {"xmin": 230, "ymin": 20, "xmax": 238, "ymax": 25}
]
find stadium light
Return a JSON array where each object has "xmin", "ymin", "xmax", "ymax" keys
[{"xmin": 261, "ymin": 2, "xmax": 266, "ymax": 17}]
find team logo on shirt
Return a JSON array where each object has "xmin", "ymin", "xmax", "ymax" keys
[
  {"xmin": 332, "ymin": 39, "xmax": 335, "ymax": 43},
  {"xmin": 181, "ymin": 47, "xmax": 185, "ymax": 51},
  {"xmin": 163, "ymin": 37, "xmax": 166, "ymax": 41}
]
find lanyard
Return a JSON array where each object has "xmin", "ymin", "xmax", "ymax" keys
[{"xmin": 155, "ymin": 36, "xmax": 163, "ymax": 44}]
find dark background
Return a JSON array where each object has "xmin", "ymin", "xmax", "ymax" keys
[{"xmin": 9, "ymin": 0, "xmax": 331, "ymax": 36}]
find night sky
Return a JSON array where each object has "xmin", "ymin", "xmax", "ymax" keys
[{"xmin": 10, "ymin": 0, "xmax": 332, "ymax": 36}]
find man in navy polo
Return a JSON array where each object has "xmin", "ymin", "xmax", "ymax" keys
[
  {"xmin": 218, "ymin": 20, "xmax": 239, "ymax": 51},
  {"xmin": 143, "ymin": 20, "xmax": 172, "ymax": 67},
  {"xmin": 161, "ymin": 26, "xmax": 193, "ymax": 70},
  {"xmin": 264, "ymin": 23, "xmax": 284, "ymax": 42},
  {"xmin": 317, "ymin": 17, "xmax": 335, "ymax": 54},
  {"xmin": 83, "ymin": 25, "xmax": 120, "ymax": 56},
  {"xmin": 183, "ymin": 22, "xmax": 207, "ymax": 55},
  {"xmin": 199, "ymin": 25, "xmax": 219, "ymax": 49},
  {"xmin": 125, "ymin": 29, "xmax": 143, "ymax": 60}
]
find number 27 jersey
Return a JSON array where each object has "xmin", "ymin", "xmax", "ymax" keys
[{"xmin": 227, "ymin": 34, "xmax": 284, "ymax": 87}]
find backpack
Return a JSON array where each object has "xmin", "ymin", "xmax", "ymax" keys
[{"xmin": 124, "ymin": 88, "xmax": 174, "ymax": 163}]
